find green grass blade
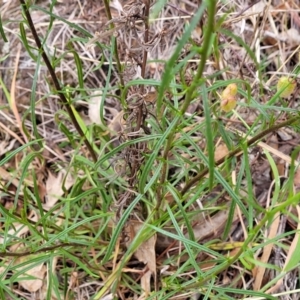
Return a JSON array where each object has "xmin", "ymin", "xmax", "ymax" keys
[
  {"xmin": 0, "ymin": 13, "xmax": 8, "ymax": 42},
  {"xmin": 201, "ymin": 83, "xmax": 215, "ymax": 189},
  {"xmin": 156, "ymin": 2, "xmax": 207, "ymax": 114}
]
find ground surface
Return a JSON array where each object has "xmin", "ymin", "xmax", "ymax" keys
[{"xmin": 1, "ymin": 0, "xmax": 300, "ymax": 299}]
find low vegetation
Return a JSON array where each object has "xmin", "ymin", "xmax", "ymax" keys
[{"xmin": 1, "ymin": 0, "xmax": 300, "ymax": 299}]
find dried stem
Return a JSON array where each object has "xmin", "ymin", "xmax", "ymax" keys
[
  {"xmin": 19, "ymin": 0, "xmax": 97, "ymax": 162},
  {"xmin": 181, "ymin": 115, "xmax": 300, "ymax": 195},
  {"xmin": 135, "ymin": 0, "xmax": 150, "ymax": 132},
  {"xmin": 141, "ymin": 0, "xmax": 150, "ymax": 79}
]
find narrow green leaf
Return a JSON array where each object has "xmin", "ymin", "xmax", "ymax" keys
[
  {"xmin": 19, "ymin": 22, "xmax": 38, "ymax": 61},
  {"xmin": 0, "ymin": 140, "xmax": 41, "ymax": 167},
  {"xmin": 201, "ymin": 83, "xmax": 215, "ymax": 188},
  {"xmin": 139, "ymin": 116, "xmax": 179, "ymax": 193},
  {"xmin": 156, "ymin": 2, "xmax": 207, "ymax": 114},
  {"xmin": 0, "ymin": 13, "xmax": 8, "ymax": 42},
  {"xmin": 70, "ymin": 49, "xmax": 87, "ymax": 98}
]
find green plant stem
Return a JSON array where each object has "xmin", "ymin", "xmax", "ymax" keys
[
  {"xmin": 156, "ymin": 1, "xmax": 217, "ymax": 209},
  {"xmin": 19, "ymin": 0, "xmax": 97, "ymax": 163},
  {"xmin": 181, "ymin": 115, "xmax": 300, "ymax": 195},
  {"xmin": 103, "ymin": 0, "xmax": 124, "ymax": 88},
  {"xmin": 180, "ymin": 2, "xmax": 216, "ymax": 114}
]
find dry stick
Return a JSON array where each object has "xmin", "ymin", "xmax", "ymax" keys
[
  {"xmin": 181, "ymin": 115, "xmax": 300, "ymax": 195},
  {"xmin": 0, "ymin": 243, "xmax": 78, "ymax": 257},
  {"xmin": 234, "ymin": 0, "xmax": 261, "ymax": 18},
  {"xmin": 135, "ymin": 0, "xmax": 150, "ymax": 132},
  {"xmin": 141, "ymin": 0, "xmax": 150, "ymax": 80},
  {"xmin": 127, "ymin": 0, "xmax": 150, "ymax": 187},
  {"xmin": 0, "ymin": 242, "xmax": 106, "ymax": 272},
  {"xmin": 19, "ymin": 0, "xmax": 97, "ymax": 163}
]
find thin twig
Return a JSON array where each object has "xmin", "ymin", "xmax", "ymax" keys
[
  {"xmin": 181, "ymin": 115, "xmax": 300, "ymax": 195},
  {"xmin": 19, "ymin": 0, "xmax": 97, "ymax": 162}
]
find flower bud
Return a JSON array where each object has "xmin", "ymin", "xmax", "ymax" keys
[
  {"xmin": 220, "ymin": 83, "xmax": 237, "ymax": 112},
  {"xmin": 277, "ymin": 76, "xmax": 296, "ymax": 98}
]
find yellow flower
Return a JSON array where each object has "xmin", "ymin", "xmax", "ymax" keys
[
  {"xmin": 220, "ymin": 83, "xmax": 237, "ymax": 112},
  {"xmin": 277, "ymin": 76, "xmax": 296, "ymax": 98}
]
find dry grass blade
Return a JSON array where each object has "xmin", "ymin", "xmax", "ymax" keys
[
  {"xmin": 253, "ymin": 212, "xmax": 280, "ymax": 291},
  {"xmin": 266, "ymin": 206, "xmax": 300, "ymax": 294},
  {"xmin": 9, "ymin": 43, "xmax": 28, "ymax": 143},
  {"xmin": 86, "ymin": 26, "xmax": 123, "ymax": 49}
]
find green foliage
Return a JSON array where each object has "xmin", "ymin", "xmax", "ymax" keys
[{"xmin": 1, "ymin": 0, "xmax": 300, "ymax": 299}]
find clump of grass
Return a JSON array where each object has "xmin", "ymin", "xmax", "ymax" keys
[{"xmin": 1, "ymin": 0, "xmax": 300, "ymax": 299}]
